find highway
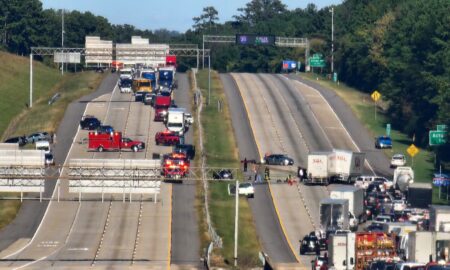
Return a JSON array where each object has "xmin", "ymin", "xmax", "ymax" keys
[
  {"xmin": 221, "ymin": 72, "xmax": 393, "ymax": 268},
  {"xmin": 0, "ymin": 73, "xmax": 200, "ymax": 269}
]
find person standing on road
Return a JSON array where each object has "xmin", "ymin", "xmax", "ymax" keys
[{"xmin": 243, "ymin": 158, "xmax": 248, "ymax": 172}]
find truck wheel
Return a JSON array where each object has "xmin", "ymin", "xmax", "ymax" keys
[
  {"xmin": 98, "ymin": 146, "xmax": 104, "ymax": 152},
  {"xmin": 132, "ymin": 145, "xmax": 138, "ymax": 152}
]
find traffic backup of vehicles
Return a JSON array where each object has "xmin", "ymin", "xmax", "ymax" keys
[
  {"xmin": 88, "ymin": 131, "xmax": 145, "ymax": 152},
  {"xmin": 306, "ymin": 149, "xmax": 365, "ymax": 185}
]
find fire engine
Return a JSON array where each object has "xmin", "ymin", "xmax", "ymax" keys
[
  {"xmin": 162, "ymin": 152, "xmax": 190, "ymax": 179},
  {"xmin": 88, "ymin": 131, "xmax": 145, "ymax": 152},
  {"xmin": 155, "ymin": 130, "xmax": 180, "ymax": 146}
]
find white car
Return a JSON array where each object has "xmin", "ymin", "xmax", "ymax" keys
[
  {"xmin": 392, "ymin": 199, "xmax": 407, "ymax": 212},
  {"xmin": 238, "ymin": 182, "xmax": 254, "ymax": 198},
  {"xmin": 372, "ymin": 215, "xmax": 392, "ymax": 225},
  {"xmin": 355, "ymin": 175, "xmax": 393, "ymax": 190},
  {"xmin": 391, "ymin": 154, "xmax": 406, "ymax": 168}
]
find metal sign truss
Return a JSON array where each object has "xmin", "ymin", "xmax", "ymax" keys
[
  {"xmin": 69, "ymin": 179, "xmax": 161, "ymax": 195},
  {"xmin": 0, "ymin": 166, "xmax": 45, "ymax": 178},
  {"xmin": 203, "ymin": 35, "xmax": 308, "ymax": 48},
  {"xmin": 0, "ymin": 179, "xmax": 44, "ymax": 193},
  {"xmin": 30, "ymin": 47, "xmax": 209, "ymax": 58}
]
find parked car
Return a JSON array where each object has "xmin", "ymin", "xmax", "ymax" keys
[
  {"xmin": 391, "ymin": 154, "xmax": 406, "ymax": 168},
  {"xmin": 375, "ymin": 136, "xmax": 393, "ymax": 149},
  {"xmin": 213, "ymin": 169, "xmax": 233, "ymax": 180},
  {"xmin": 365, "ymin": 204, "xmax": 381, "ymax": 220},
  {"xmin": 80, "ymin": 116, "xmax": 101, "ymax": 130},
  {"xmin": 237, "ymin": 182, "xmax": 254, "ymax": 198},
  {"xmin": 96, "ymin": 125, "xmax": 114, "ymax": 133},
  {"xmin": 369, "ymin": 260, "xmax": 396, "ymax": 270},
  {"xmin": 373, "ymin": 215, "xmax": 393, "ymax": 225},
  {"xmin": 264, "ymin": 154, "xmax": 294, "ymax": 166},
  {"xmin": 36, "ymin": 141, "xmax": 51, "ymax": 154},
  {"xmin": 299, "ymin": 234, "xmax": 320, "ymax": 255},
  {"xmin": 27, "ymin": 132, "xmax": 52, "ymax": 143},
  {"xmin": 394, "ymin": 262, "xmax": 426, "ymax": 270},
  {"xmin": 45, "ymin": 153, "xmax": 55, "ymax": 166},
  {"xmin": 4, "ymin": 136, "xmax": 27, "ymax": 146},
  {"xmin": 173, "ymin": 144, "xmax": 195, "ymax": 160}
]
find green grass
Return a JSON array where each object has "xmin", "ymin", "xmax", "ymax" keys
[
  {"xmin": 196, "ymin": 69, "xmax": 261, "ymax": 268},
  {"xmin": 0, "ymin": 51, "xmax": 105, "ymax": 230},
  {"xmin": 0, "ymin": 52, "xmax": 61, "ymax": 138},
  {"xmin": 301, "ymin": 72, "xmax": 441, "ymax": 203}
]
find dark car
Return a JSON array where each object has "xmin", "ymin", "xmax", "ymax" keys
[
  {"xmin": 375, "ymin": 136, "xmax": 393, "ymax": 149},
  {"xmin": 27, "ymin": 132, "xmax": 52, "ymax": 143},
  {"xmin": 45, "ymin": 153, "xmax": 55, "ymax": 166},
  {"xmin": 134, "ymin": 91, "xmax": 146, "ymax": 102},
  {"xmin": 143, "ymin": 93, "xmax": 155, "ymax": 105},
  {"xmin": 365, "ymin": 204, "xmax": 380, "ymax": 220},
  {"xmin": 213, "ymin": 169, "xmax": 233, "ymax": 180},
  {"xmin": 97, "ymin": 125, "xmax": 114, "ymax": 133},
  {"xmin": 264, "ymin": 154, "xmax": 294, "ymax": 166},
  {"xmin": 369, "ymin": 260, "xmax": 396, "ymax": 270},
  {"xmin": 365, "ymin": 223, "xmax": 384, "ymax": 232},
  {"xmin": 300, "ymin": 234, "xmax": 320, "ymax": 255},
  {"xmin": 4, "ymin": 136, "xmax": 27, "ymax": 146},
  {"xmin": 80, "ymin": 116, "xmax": 101, "ymax": 130},
  {"xmin": 173, "ymin": 144, "xmax": 195, "ymax": 160}
]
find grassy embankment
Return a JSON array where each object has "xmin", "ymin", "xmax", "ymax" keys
[
  {"xmin": 301, "ymin": 72, "xmax": 442, "ymax": 203},
  {"xmin": 0, "ymin": 51, "xmax": 105, "ymax": 229},
  {"xmin": 196, "ymin": 69, "xmax": 261, "ymax": 268}
]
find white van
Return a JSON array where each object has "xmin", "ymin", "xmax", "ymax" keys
[
  {"xmin": 166, "ymin": 108, "xmax": 185, "ymax": 135},
  {"xmin": 35, "ymin": 141, "xmax": 51, "ymax": 154}
]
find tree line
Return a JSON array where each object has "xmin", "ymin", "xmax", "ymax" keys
[{"xmin": 0, "ymin": 0, "xmax": 448, "ymax": 158}]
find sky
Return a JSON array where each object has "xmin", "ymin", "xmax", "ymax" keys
[{"xmin": 40, "ymin": 0, "xmax": 342, "ymax": 32}]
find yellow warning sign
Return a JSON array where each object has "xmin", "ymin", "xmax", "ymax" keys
[
  {"xmin": 407, "ymin": 144, "xmax": 419, "ymax": 157},
  {"xmin": 371, "ymin": 90, "xmax": 381, "ymax": 102}
]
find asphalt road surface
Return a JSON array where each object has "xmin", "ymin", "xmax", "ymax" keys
[
  {"xmin": 0, "ymin": 72, "xmax": 202, "ymax": 269},
  {"xmin": 171, "ymin": 73, "xmax": 201, "ymax": 268},
  {"xmin": 221, "ymin": 73, "xmax": 393, "ymax": 269},
  {"xmin": 0, "ymin": 73, "xmax": 117, "ymax": 253}
]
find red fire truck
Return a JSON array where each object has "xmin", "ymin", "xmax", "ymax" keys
[
  {"xmin": 88, "ymin": 131, "xmax": 145, "ymax": 152},
  {"xmin": 155, "ymin": 130, "xmax": 180, "ymax": 146},
  {"xmin": 162, "ymin": 152, "xmax": 189, "ymax": 179}
]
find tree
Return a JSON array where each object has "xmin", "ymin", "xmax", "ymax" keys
[
  {"xmin": 192, "ymin": 6, "xmax": 219, "ymax": 32},
  {"xmin": 234, "ymin": 0, "xmax": 287, "ymax": 28}
]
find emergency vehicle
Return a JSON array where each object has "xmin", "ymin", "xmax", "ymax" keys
[
  {"xmin": 155, "ymin": 130, "xmax": 180, "ymax": 146},
  {"xmin": 88, "ymin": 131, "xmax": 145, "ymax": 152},
  {"xmin": 162, "ymin": 152, "xmax": 190, "ymax": 179}
]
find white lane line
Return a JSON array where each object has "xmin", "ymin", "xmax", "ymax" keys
[{"xmin": 292, "ymin": 79, "xmax": 376, "ymax": 175}]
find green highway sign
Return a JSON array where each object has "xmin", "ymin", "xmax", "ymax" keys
[
  {"xmin": 386, "ymin": 124, "xmax": 391, "ymax": 137},
  {"xmin": 309, "ymin": 54, "xmax": 326, "ymax": 68},
  {"xmin": 437, "ymin": 125, "xmax": 448, "ymax": 131},
  {"xmin": 429, "ymin": 130, "xmax": 447, "ymax": 146}
]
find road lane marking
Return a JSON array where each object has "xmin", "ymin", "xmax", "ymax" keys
[
  {"xmin": 167, "ymin": 184, "xmax": 172, "ymax": 270},
  {"xmin": 292, "ymin": 79, "xmax": 376, "ymax": 175},
  {"xmin": 230, "ymin": 73, "xmax": 301, "ymax": 264}
]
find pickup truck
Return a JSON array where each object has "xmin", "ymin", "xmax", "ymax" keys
[
  {"xmin": 155, "ymin": 130, "xmax": 181, "ymax": 146},
  {"xmin": 375, "ymin": 136, "xmax": 392, "ymax": 149}
]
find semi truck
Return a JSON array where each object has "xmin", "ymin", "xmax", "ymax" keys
[
  {"xmin": 393, "ymin": 166, "xmax": 414, "ymax": 192},
  {"xmin": 166, "ymin": 108, "xmax": 185, "ymax": 135},
  {"xmin": 329, "ymin": 185, "xmax": 365, "ymax": 231},
  {"xmin": 320, "ymin": 198, "xmax": 349, "ymax": 231},
  {"xmin": 158, "ymin": 67, "xmax": 176, "ymax": 89},
  {"xmin": 165, "ymin": 55, "xmax": 177, "ymax": 67},
  {"xmin": 306, "ymin": 149, "xmax": 365, "ymax": 185},
  {"xmin": 132, "ymin": 78, "xmax": 153, "ymax": 102},
  {"xmin": 140, "ymin": 68, "xmax": 157, "ymax": 89},
  {"xmin": 88, "ymin": 132, "xmax": 145, "ymax": 152},
  {"xmin": 328, "ymin": 232, "xmax": 397, "ymax": 270},
  {"xmin": 154, "ymin": 95, "xmax": 172, "ymax": 121}
]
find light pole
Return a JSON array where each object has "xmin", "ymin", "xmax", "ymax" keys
[
  {"xmin": 234, "ymin": 179, "xmax": 239, "ymax": 267},
  {"xmin": 61, "ymin": 9, "xmax": 65, "ymax": 75},
  {"xmin": 330, "ymin": 7, "xmax": 334, "ymax": 74},
  {"xmin": 208, "ymin": 55, "xmax": 211, "ymax": 105}
]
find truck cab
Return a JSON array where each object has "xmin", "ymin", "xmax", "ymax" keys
[{"xmin": 154, "ymin": 95, "xmax": 172, "ymax": 121}]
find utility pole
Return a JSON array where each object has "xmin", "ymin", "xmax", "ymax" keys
[
  {"xmin": 208, "ymin": 55, "xmax": 211, "ymax": 105},
  {"xmin": 234, "ymin": 179, "xmax": 239, "ymax": 267},
  {"xmin": 330, "ymin": 7, "xmax": 334, "ymax": 74},
  {"xmin": 61, "ymin": 9, "xmax": 64, "ymax": 75}
]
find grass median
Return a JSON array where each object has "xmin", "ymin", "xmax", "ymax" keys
[
  {"xmin": 301, "ymin": 72, "xmax": 440, "ymax": 202},
  {"xmin": 196, "ymin": 69, "xmax": 261, "ymax": 268},
  {"xmin": 0, "ymin": 51, "xmax": 105, "ymax": 230}
]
